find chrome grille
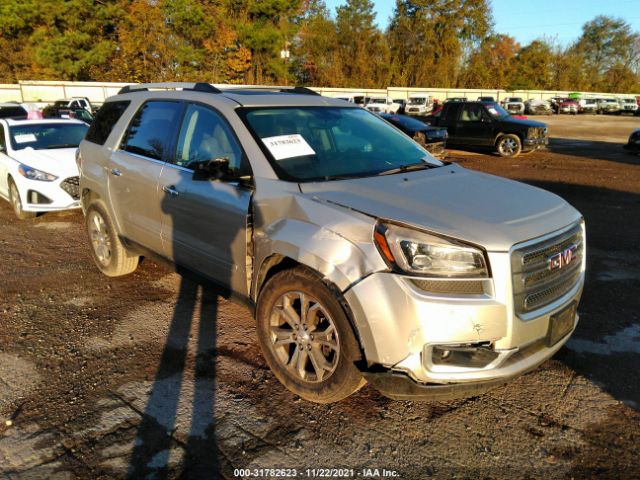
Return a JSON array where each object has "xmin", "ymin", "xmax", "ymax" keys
[
  {"xmin": 60, "ymin": 176, "xmax": 80, "ymax": 200},
  {"xmin": 512, "ymin": 223, "xmax": 584, "ymax": 315}
]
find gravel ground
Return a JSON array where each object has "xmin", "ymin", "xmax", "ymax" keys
[{"xmin": 1, "ymin": 115, "xmax": 639, "ymax": 479}]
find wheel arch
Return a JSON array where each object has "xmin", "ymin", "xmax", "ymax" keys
[{"xmin": 254, "ymin": 253, "xmax": 369, "ymax": 364}]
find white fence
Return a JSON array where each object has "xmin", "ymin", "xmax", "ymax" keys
[{"xmin": 1, "ymin": 80, "xmax": 638, "ymax": 105}]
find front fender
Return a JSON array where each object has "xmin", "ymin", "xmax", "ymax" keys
[{"xmin": 254, "ymin": 218, "xmax": 382, "ymax": 297}]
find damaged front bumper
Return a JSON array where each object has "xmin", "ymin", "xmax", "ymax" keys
[{"xmin": 344, "ymin": 258, "xmax": 583, "ymax": 400}]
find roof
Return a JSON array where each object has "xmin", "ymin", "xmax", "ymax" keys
[{"xmin": 112, "ymin": 83, "xmax": 349, "ymax": 108}]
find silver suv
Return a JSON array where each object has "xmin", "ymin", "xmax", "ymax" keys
[{"xmin": 78, "ymin": 83, "xmax": 586, "ymax": 403}]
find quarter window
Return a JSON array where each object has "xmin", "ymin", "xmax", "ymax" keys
[
  {"xmin": 85, "ymin": 100, "xmax": 130, "ymax": 145},
  {"xmin": 121, "ymin": 101, "xmax": 183, "ymax": 160},
  {"xmin": 173, "ymin": 103, "xmax": 245, "ymax": 173}
]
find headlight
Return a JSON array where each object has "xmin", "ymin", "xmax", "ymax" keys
[
  {"xmin": 18, "ymin": 164, "xmax": 58, "ymax": 182},
  {"xmin": 373, "ymin": 222, "xmax": 489, "ymax": 278}
]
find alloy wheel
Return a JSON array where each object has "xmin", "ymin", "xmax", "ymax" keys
[
  {"xmin": 269, "ymin": 291, "xmax": 340, "ymax": 383},
  {"xmin": 499, "ymin": 138, "xmax": 518, "ymax": 156},
  {"xmin": 88, "ymin": 211, "xmax": 112, "ymax": 266}
]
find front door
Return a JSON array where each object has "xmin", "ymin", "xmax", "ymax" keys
[
  {"xmin": 159, "ymin": 103, "xmax": 252, "ymax": 296},
  {"xmin": 455, "ymin": 103, "xmax": 493, "ymax": 146},
  {"xmin": 109, "ymin": 100, "xmax": 184, "ymax": 252}
]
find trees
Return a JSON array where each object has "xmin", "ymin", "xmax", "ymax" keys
[
  {"xmin": 0, "ymin": 1, "xmax": 638, "ymax": 93},
  {"xmin": 335, "ymin": 0, "xmax": 390, "ymax": 88},
  {"xmin": 571, "ymin": 16, "xmax": 640, "ymax": 92},
  {"xmin": 460, "ymin": 34, "xmax": 519, "ymax": 89},
  {"xmin": 388, "ymin": 0, "xmax": 492, "ymax": 88}
]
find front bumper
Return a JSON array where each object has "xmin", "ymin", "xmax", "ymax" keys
[
  {"xmin": 523, "ymin": 137, "xmax": 548, "ymax": 150},
  {"xmin": 345, "ymin": 246, "xmax": 584, "ymax": 399},
  {"xmin": 15, "ymin": 175, "xmax": 80, "ymax": 212}
]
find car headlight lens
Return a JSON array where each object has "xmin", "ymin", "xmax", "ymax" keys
[
  {"xmin": 374, "ymin": 223, "xmax": 489, "ymax": 278},
  {"xmin": 18, "ymin": 164, "xmax": 58, "ymax": 182}
]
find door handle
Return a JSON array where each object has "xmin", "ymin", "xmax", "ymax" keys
[
  {"xmin": 110, "ymin": 168, "xmax": 122, "ymax": 177},
  {"xmin": 162, "ymin": 185, "xmax": 179, "ymax": 197}
]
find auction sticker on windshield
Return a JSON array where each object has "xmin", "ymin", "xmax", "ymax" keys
[
  {"xmin": 14, "ymin": 134, "xmax": 37, "ymax": 144},
  {"xmin": 261, "ymin": 134, "xmax": 315, "ymax": 160}
]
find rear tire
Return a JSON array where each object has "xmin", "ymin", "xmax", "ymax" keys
[
  {"xmin": 496, "ymin": 134, "xmax": 522, "ymax": 157},
  {"xmin": 85, "ymin": 201, "xmax": 139, "ymax": 277},
  {"xmin": 256, "ymin": 266, "xmax": 365, "ymax": 403},
  {"xmin": 9, "ymin": 179, "xmax": 36, "ymax": 220}
]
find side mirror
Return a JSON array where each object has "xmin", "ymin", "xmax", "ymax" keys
[{"xmin": 192, "ymin": 157, "xmax": 232, "ymax": 181}]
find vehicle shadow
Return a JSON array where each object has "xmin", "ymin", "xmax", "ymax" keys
[
  {"xmin": 127, "ymin": 168, "xmax": 245, "ymax": 478},
  {"xmin": 519, "ymin": 178, "xmax": 640, "ymax": 409},
  {"xmin": 547, "ymin": 138, "xmax": 639, "ymax": 164}
]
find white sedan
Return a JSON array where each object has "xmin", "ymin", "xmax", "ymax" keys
[{"xmin": 0, "ymin": 119, "xmax": 88, "ymax": 219}]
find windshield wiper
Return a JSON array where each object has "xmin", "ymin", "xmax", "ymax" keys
[
  {"xmin": 375, "ymin": 161, "xmax": 434, "ymax": 176},
  {"xmin": 46, "ymin": 144, "xmax": 78, "ymax": 149}
]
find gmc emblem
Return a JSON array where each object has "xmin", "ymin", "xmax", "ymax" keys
[{"xmin": 548, "ymin": 244, "xmax": 578, "ymax": 271}]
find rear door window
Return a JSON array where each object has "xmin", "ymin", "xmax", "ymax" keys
[
  {"xmin": 120, "ymin": 101, "xmax": 183, "ymax": 160},
  {"xmin": 85, "ymin": 101, "xmax": 130, "ymax": 145}
]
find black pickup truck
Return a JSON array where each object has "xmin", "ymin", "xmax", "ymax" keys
[{"xmin": 425, "ymin": 101, "xmax": 548, "ymax": 157}]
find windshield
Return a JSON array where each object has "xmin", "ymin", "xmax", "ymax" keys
[
  {"xmin": 485, "ymin": 103, "xmax": 510, "ymax": 118},
  {"xmin": 408, "ymin": 98, "xmax": 426, "ymax": 105},
  {"xmin": 622, "ymin": 99, "xmax": 635, "ymax": 103},
  {"xmin": 9, "ymin": 123, "xmax": 88, "ymax": 151},
  {"xmin": 370, "ymin": 98, "xmax": 386, "ymax": 104},
  {"xmin": 242, "ymin": 107, "xmax": 442, "ymax": 182}
]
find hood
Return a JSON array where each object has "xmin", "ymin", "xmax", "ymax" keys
[
  {"xmin": 300, "ymin": 164, "xmax": 580, "ymax": 252},
  {"xmin": 501, "ymin": 116, "xmax": 546, "ymax": 128},
  {"xmin": 10, "ymin": 147, "xmax": 79, "ymax": 179}
]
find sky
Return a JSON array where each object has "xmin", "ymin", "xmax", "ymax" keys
[{"xmin": 323, "ymin": 0, "xmax": 640, "ymax": 46}]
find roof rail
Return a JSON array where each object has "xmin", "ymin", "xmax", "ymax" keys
[
  {"xmin": 118, "ymin": 82, "xmax": 221, "ymax": 95},
  {"xmin": 215, "ymin": 85, "xmax": 320, "ymax": 96}
]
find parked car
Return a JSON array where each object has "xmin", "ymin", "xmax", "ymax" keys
[
  {"xmin": 365, "ymin": 96, "xmax": 400, "ymax": 114},
  {"xmin": 51, "ymin": 97, "xmax": 95, "ymax": 114},
  {"xmin": 79, "ymin": 83, "xmax": 584, "ymax": 403},
  {"xmin": 525, "ymin": 99, "xmax": 552, "ymax": 115},
  {"xmin": 444, "ymin": 97, "xmax": 467, "ymax": 103},
  {"xmin": 618, "ymin": 98, "xmax": 638, "ymax": 115},
  {"xmin": 578, "ymin": 98, "xmax": 598, "ymax": 114},
  {"xmin": 557, "ymin": 99, "xmax": 578, "ymax": 115},
  {"xmin": 0, "ymin": 103, "xmax": 28, "ymax": 119},
  {"xmin": 392, "ymin": 98, "xmax": 406, "ymax": 114},
  {"xmin": 502, "ymin": 97, "xmax": 525, "ymax": 115},
  {"xmin": 379, "ymin": 113, "xmax": 447, "ymax": 158},
  {"xmin": 405, "ymin": 94, "xmax": 433, "ymax": 116},
  {"xmin": 427, "ymin": 101, "xmax": 548, "ymax": 157},
  {"xmin": 43, "ymin": 104, "xmax": 94, "ymax": 124},
  {"xmin": 623, "ymin": 129, "xmax": 640, "ymax": 153},
  {"xmin": 548, "ymin": 97, "xmax": 565, "ymax": 113},
  {"xmin": 334, "ymin": 94, "xmax": 369, "ymax": 106},
  {"xmin": 0, "ymin": 119, "xmax": 88, "ymax": 219},
  {"xmin": 477, "ymin": 96, "xmax": 495, "ymax": 102},
  {"xmin": 597, "ymin": 98, "xmax": 620, "ymax": 114}
]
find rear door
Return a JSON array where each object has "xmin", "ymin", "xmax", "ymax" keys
[
  {"xmin": 109, "ymin": 100, "xmax": 183, "ymax": 252},
  {"xmin": 159, "ymin": 102, "xmax": 252, "ymax": 296}
]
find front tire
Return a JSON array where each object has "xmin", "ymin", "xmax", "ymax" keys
[
  {"xmin": 9, "ymin": 179, "xmax": 36, "ymax": 220},
  {"xmin": 496, "ymin": 134, "xmax": 522, "ymax": 157},
  {"xmin": 85, "ymin": 201, "xmax": 139, "ymax": 277},
  {"xmin": 256, "ymin": 266, "xmax": 365, "ymax": 403}
]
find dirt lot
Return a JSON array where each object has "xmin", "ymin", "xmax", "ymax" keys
[{"xmin": 1, "ymin": 115, "xmax": 639, "ymax": 479}]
